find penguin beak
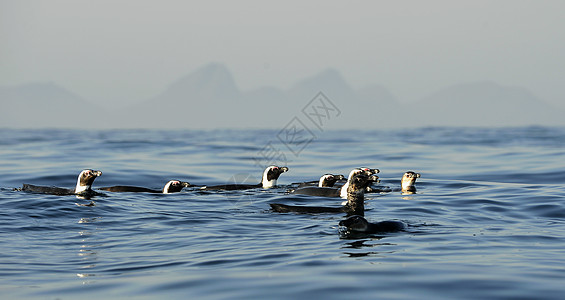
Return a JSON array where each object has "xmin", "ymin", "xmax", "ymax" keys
[
  {"xmin": 336, "ymin": 174, "xmax": 345, "ymax": 180},
  {"xmin": 280, "ymin": 167, "xmax": 289, "ymax": 173},
  {"xmin": 92, "ymin": 170, "xmax": 102, "ymax": 177}
]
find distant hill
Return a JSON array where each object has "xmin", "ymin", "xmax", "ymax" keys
[
  {"xmin": 412, "ymin": 81, "xmax": 564, "ymax": 127},
  {"xmin": 0, "ymin": 82, "xmax": 105, "ymax": 128},
  {"xmin": 115, "ymin": 64, "xmax": 406, "ymax": 129},
  {"xmin": 2, "ymin": 64, "xmax": 564, "ymax": 129},
  {"xmin": 115, "ymin": 63, "xmax": 243, "ymax": 128}
]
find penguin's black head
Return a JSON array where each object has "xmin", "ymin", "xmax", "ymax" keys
[
  {"xmin": 339, "ymin": 215, "xmax": 370, "ymax": 232},
  {"xmin": 75, "ymin": 169, "xmax": 102, "ymax": 193},
  {"xmin": 163, "ymin": 180, "xmax": 191, "ymax": 193},
  {"xmin": 78, "ymin": 169, "xmax": 102, "ymax": 187},
  {"xmin": 403, "ymin": 171, "xmax": 420, "ymax": 179},
  {"xmin": 348, "ymin": 167, "xmax": 379, "ymax": 181},
  {"xmin": 265, "ymin": 166, "xmax": 289, "ymax": 182},
  {"xmin": 358, "ymin": 167, "xmax": 380, "ymax": 175},
  {"xmin": 402, "ymin": 171, "xmax": 421, "ymax": 185},
  {"xmin": 348, "ymin": 174, "xmax": 379, "ymax": 193},
  {"xmin": 319, "ymin": 174, "xmax": 345, "ymax": 187}
]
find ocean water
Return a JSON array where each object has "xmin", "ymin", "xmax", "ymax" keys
[{"xmin": 1, "ymin": 126, "xmax": 565, "ymax": 299}]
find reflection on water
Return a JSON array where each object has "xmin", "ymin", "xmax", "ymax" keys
[
  {"xmin": 341, "ymin": 239, "xmax": 401, "ymax": 257},
  {"xmin": 76, "ymin": 217, "xmax": 101, "ymax": 283}
]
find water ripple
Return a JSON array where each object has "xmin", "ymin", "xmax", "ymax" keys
[{"xmin": 2, "ymin": 127, "xmax": 565, "ymax": 299}]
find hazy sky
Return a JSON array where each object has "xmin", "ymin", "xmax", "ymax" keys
[{"xmin": 1, "ymin": 0, "xmax": 564, "ymax": 108}]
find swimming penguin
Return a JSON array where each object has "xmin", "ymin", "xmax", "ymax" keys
[
  {"xmin": 296, "ymin": 174, "xmax": 345, "ymax": 188},
  {"xmin": 340, "ymin": 168, "xmax": 379, "ymax": 198},
  {"xmin": 201, "ymin": 165, "xmax": 289, "ymax": 190},
  {"xmin": 291, "ymin": 168, "xmax": 379, "ymax": 198},
  {"xmin": 270, "ymin": 173, "xmax": 378, "ymax": 216},
  {"xmin": 99, "ymin": 180, "xmax": 191, "ymax": 194},
  {"xmin": 339, "ymin": 215, "xmax": 406, "ymax": 234},
  {"xmin": 400, "ymin": 171, "xmax": 420, "ymax": 194},
  {"xmin": 367, "ymin": 171, "xmax": 421, "ymax": 194},
  {"xmin": 20, "ymin": 169, "xmax": 102, "ymax": 196}
]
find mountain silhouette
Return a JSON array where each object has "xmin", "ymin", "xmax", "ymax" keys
[
  {"xmin": 2, "ymin": 64, "xmax": 564, "ymax": 129},
  {"xmin": 413, "ymin": 81, "xmax": 564, "ymax": 127},
  {"xmin": 288, "ymin": 68, "xmax": 357, "ymax": 102},
  {"xmin": 0, "ymin": 82, "xmax": 104, "ymax": 128},
  {"xmin": 118, "ymin": 63, "xmax": 243, "ymax": 128},
  {"xmin": 158, "ymin": 62, "xmax": 240, "ymax": 103},
  {"xmin": 282, "ymin": 69, "xmax": 407, "ymax": 129},
  {"xmin": 117, "ymin": 65, "xmax": 403, "ymax": 129}
]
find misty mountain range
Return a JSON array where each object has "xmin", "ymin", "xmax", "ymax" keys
[{"xmin": 2, "ymin": 63, "xmax": 564, "ymax": 129}]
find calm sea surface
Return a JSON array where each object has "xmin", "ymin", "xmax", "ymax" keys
[{"xmin": 1, "ymin": 127, "xmax": 565, "ymax": 299}]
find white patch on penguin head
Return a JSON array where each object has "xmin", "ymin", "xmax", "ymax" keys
[
  {"xmin": 75, "ymin": 169, "xmax": 102, "ymax": 193},
  {"xmin": 261, "ymin": 165, "xmax": 289, "ymax": 188},
  {"xmin": 347, "ymin": 174, "xmax": 375, "ymax": 195},
  {"xmin": 318, "ymin": 174, "xmax": 345, "ymax": 187},
  {"xmin": 162, "ymin": 180, "xmax": 191, "ymax": 193},
  {"xmin": 318, "ymin": 174, "xmax": 333, "ymax": 187},
  {"xmin": 163, "ymin": 180, "xmax": 179, "ymax": 194},
  {"xmin": 401, "ymin": 171, "xmax": 420, "ymax": 190},
  {"xmin": 340, "ymin": 168, "xmax": 377, "ymax": 198}
]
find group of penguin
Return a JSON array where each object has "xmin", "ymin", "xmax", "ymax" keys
[{"xmin": 18, "ymin": 165, "xmax": 421, "ymax": 235}]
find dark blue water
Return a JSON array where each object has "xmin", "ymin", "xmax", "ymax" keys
[{"xmin": 1, "ymin": 127, "xmax": 565, "ymax": 299}]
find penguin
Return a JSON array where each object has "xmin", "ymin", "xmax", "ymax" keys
[
  {"xmin": 20, "ymin": 169, "xmax": 102, "ymax": 196},
  {"xmin": 295, "ymin": 174, "xmax": 345, "ymax": 188},
  {"xmin": 99, "ymin": 180, "xmax": 191, "ymax": 194},
  {"xmin": 291, "ymin": 168, "xmax": 379, "ymax": 199},
  {"xmin": 367, "ymin": 171, "xmax": 421, "ymax": 194},
  {"xmin": 339, "ymin": 215, "xmax": 406, "ymax": 233},
  {"xmin": 201, "ymin": 165, "xmax": 289, "ymax": 190},
  {"xmin": 270, "ymin": 174, "xmax": 378, "ymax": 216}
]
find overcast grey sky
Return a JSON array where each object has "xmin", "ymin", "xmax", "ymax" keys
[{"xmin": 1, "ymin": 0, "xmax": 564, "ymax": 108}]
